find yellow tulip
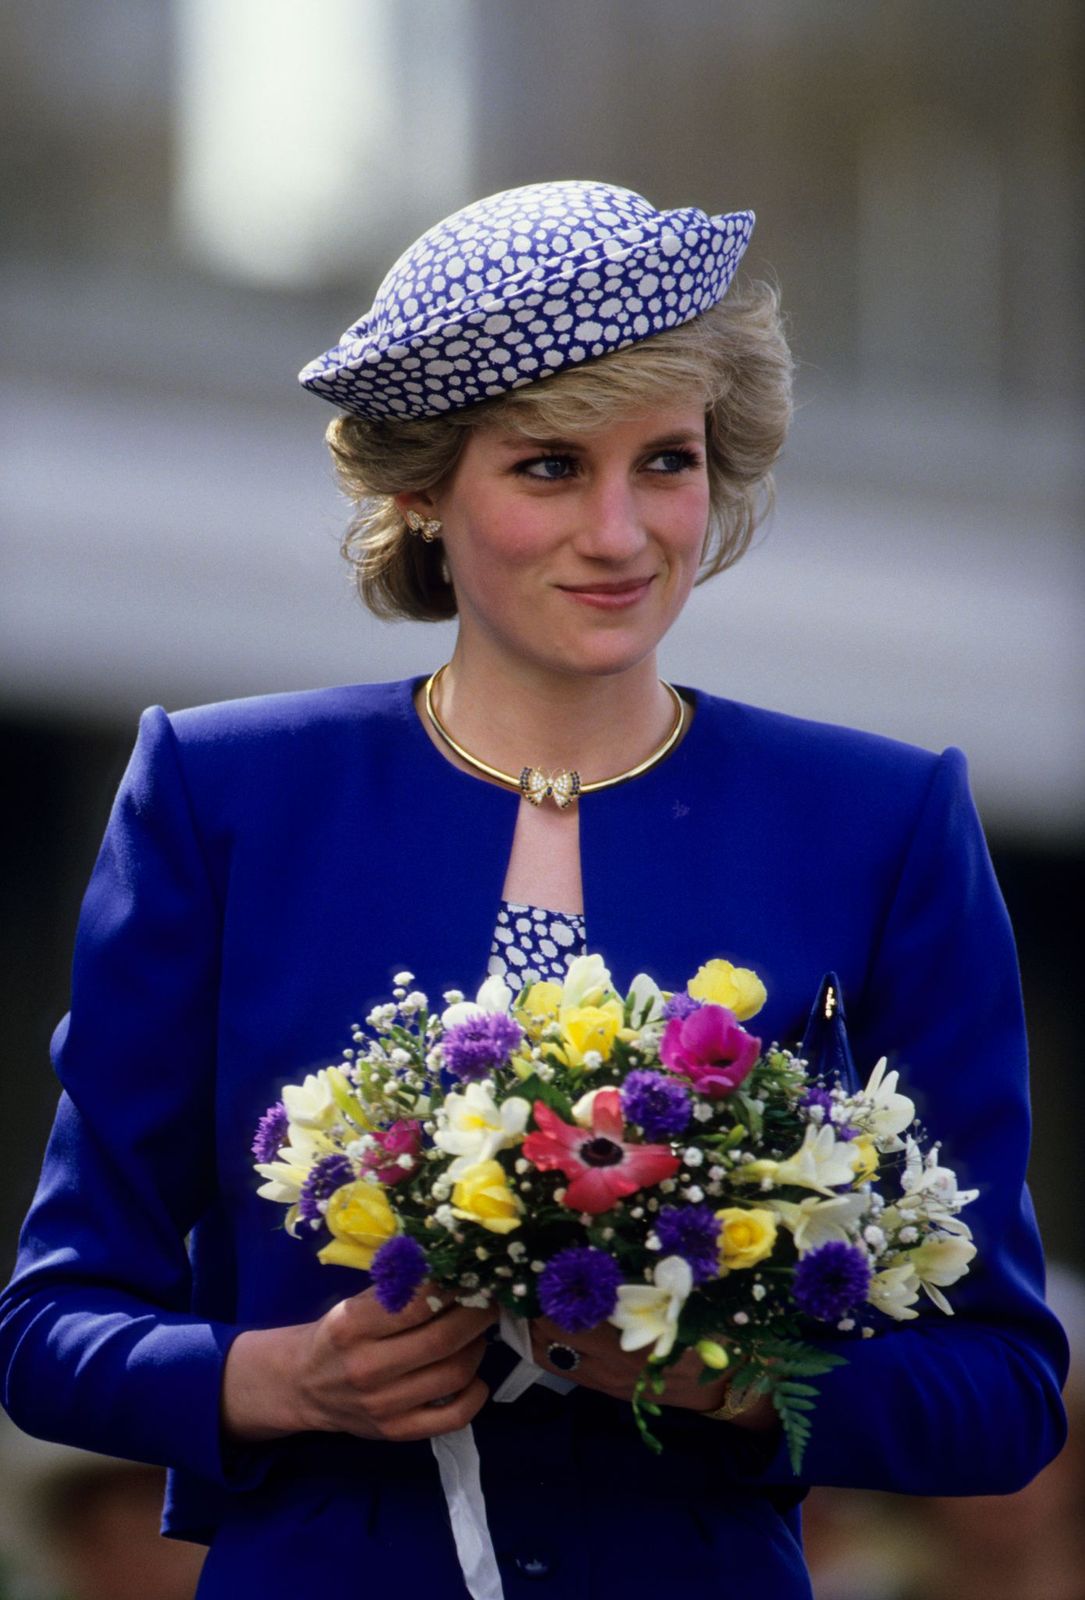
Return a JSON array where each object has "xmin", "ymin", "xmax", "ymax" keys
[
  {"xmin": 687, "ymin": 960, "xmax": 767, "ymax": 1021},
  {"xmin": 716, "ymin": 1206, "xmax": 778, "ymax": 1272},
  {"xmin": 515, "ymin": 980, "xmax": 564, "ymax": 1038},
  {"xmin": 450, "ymin": 1159, "xmax": 524, "ymax": 1234},
  {"xmin": 317, "ymin": 1180, "xmax": 398, "ymax": 1271}
]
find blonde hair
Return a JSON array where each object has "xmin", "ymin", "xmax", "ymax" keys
[{"xmin": 325, "ymin": 280, "xmax": 793, "ymax": 622}]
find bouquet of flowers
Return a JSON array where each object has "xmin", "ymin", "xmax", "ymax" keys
[{"xmin": 252, "ymin": 955, "xmax": 977, "ymax": 1471}]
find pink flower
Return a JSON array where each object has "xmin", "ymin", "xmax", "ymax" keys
[
  {"xmin": 659, "ymin": 1005, "xmax": 760, "ymax": 1098},
  {"xmin": 359, "ymin": 1119, "xmax": 423, "ymax": 1185},
  {"xmin": 522, "ymin": 1088, "xmax": 681, "ymax": 1215}
]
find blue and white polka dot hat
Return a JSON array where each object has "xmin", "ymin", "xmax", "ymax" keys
[{"xmin": 299, "ymin": 180, "xmax": 754, "ymax": 420}]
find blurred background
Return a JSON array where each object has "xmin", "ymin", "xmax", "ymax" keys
[{"xmin": 1, "ymin": 1, "xmax": 1081, "ymax": 1595}]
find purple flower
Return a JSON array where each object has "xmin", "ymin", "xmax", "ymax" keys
[
  {"xmin": 297, "ymin": 1153, "xmax": 355, "ymax": 1230},
  {"xmin": 802, "ymin": 1087, "xmax": 857, "ymax": 1141},
  {"xmin": 793, "ymin": 1242, "xmax": 872, "ymax": 1321},
  {"xmin": 655, "ymin": 1204, "xmax": 722, "ymax": 1284},
  {"xmin": 801, "ymin": 1085, "xmax": 834, "ymax": 1121},
  {"xmin": 251, "ymin": 1101, "xmax": 289, "ymax": 1163},
  {"xmin": 443, "ymin": 1013, "xmax": 524, "ymax": 1081},
  {"xmin": 663, "ymin": 992, "xmax": 702, "ymax": 1022},
  {"xmin": 538, "ymin": 1246, "xmax": 624, "ymax": 1332},
  {"xmin": 621, "ymin": 1069, "xmax": 691, "ymax": 1139},
  {"xmin": 370, "ymin": 1235, "xmax": 429, "ymax": 1313}
]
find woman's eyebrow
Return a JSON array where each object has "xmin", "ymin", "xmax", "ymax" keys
[{"xmin": 493, "ymin": 430, "xmax": 704, "ymax": 453}]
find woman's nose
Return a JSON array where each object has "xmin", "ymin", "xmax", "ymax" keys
[{"xmin": 573, "ymin": 475, "xmax": 647, "ymax": 559}]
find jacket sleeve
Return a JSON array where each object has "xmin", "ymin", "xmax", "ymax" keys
[
  {"xmin": 745, "ymin": 746, "xmax": 1068, "ymax": 1494},
  {"xmin": 0, "ymin": 707, "xmax": 248, "ymax": 1485}
]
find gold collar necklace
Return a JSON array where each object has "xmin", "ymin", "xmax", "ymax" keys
[{"xmin": 422, "ymin": 664, "xmax": 687, "ymax": 809}]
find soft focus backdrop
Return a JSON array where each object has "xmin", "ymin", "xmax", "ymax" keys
[{"xmin": 1, "ymin": 4, "xmax": 1082, "ymax": 1596}]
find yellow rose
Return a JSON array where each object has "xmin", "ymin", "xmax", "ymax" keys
[
  {"xmin": 317, "ymin": 1180, "xmax": 398, "ymax": 1271},
  {"xmin": 556, "ymin": 1000, "xmax": 624, "ymax": 1068},
  {"xmin": 687, "ymin": 960, "xmax": 767, "ymax": 1021},
  {"xmin": 716, "ymin": 1207, "xmax": 778, "ymax": 1272},
  {"xmin": 514, "ymin": 980, "xmax": 563, "ymax": 1038},
  {"xmin": 849, "ymin": 1134, "xmax": 879, "ymax": 1185},
  {"xmin": 450, "ymin": 1159, "xmax": 524, "ymax": 1234}
]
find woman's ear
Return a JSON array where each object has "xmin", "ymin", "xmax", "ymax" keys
[{"xmin": 392, "ymin": 490, "xmax": 440, "ymax": 522}]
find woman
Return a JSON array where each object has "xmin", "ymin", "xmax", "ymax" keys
[{"xmin": 0, "ymin": 181, "xmax": 1067, "ymax": 1599}]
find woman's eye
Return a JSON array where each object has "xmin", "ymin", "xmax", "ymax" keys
[
  {"xmin": 516, "ymin": 454, "xmax": 577, "ymax": 481},
  {"xmin": 645, "ymin": 448, "xmax": 701, "ymax": 474}
]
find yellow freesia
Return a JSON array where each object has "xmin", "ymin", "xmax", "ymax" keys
[
  {"xmin": 687, "ymin": 960, "xmax": 767, "ymax": 1021},
  {"xmin": 557, "ymin": 1000, "xmax": 624, "ymax": 1068},
  {"xmin": 450, "ymin": 1159, "xmax": 524, "ymax": 1234},
  {"xmin": 716, "ymin": 1207, "xmax": 778, "ymax": 1272},
  {"xmin": 849, "ymin": 1134, "xmax": 879, "ymax": 1185},
  {"xmin": 317, "ymin": 1180, "xmax": 398, "ymax": 1271}
]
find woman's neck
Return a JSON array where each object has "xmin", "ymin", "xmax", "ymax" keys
[{"xmin": 418, "ymin": 642, "xmax": 687, "ymax": 787}]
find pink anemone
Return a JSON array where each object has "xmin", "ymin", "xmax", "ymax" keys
[{"xmin": 521, "ymin": 1088, "xmax": 681, "ymax": 1215}]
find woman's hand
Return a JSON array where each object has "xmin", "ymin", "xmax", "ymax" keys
[
  {"xmin": 529, "ymin": 1315, "xmax": 778, "ymax": 1430},
  {"xmin": 222, "ymin": 1282, "xmax": 497, "ymax": 1444}
]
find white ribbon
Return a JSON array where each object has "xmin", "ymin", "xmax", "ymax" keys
[
  {"xmin": 430, "ymin": 1426, "xmax": 504, "ymax": 1600},
  {"xmin": 429, "ymin": 1311, "xmax": 574, "ymax": 1599}
]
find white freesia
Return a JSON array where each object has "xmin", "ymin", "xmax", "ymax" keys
[
  {"xmin": 433, "ymin": 1082, "xmax": 531, "ymax": 1177},
  {"xmin": 626, "ymin": 972, "xmax": 666, "ymax": 1026},
  {"xmin": 855, "ymin": 1058, "xmax": 915, "ymax": 1151},
  {"xmin": 560, "ymin": 954, "xmax": 615, "ymax": 1010},
  {"xmin": 740, "ymin": 1124, "xmax": 861, "ymax": 1196},
  {"xmin": 897, "ymin": 1138, "xmax": 978, "ymax": 1230},
  {"xmin": 281, "ymin": 1069, "xmax": 341, "ymax": 1131},
  {"xmin": 609, "ymin": 1255, "xmax": 693, "ymax": 1360},
  {"xmin": 907, "ymin": 1235, "xmax": 977, "ymax": 1314},
  {"xmin": 441, "ymin": 974, "xmax": 514, "ymax": 1029},
  {"xmin": 868, "ymin": 1263, "xmax": 921, "ymax": 1321},
  {"xmin": 768, "ymin": 1192, "xmax": 868, "ymax": 1254},
  {"xmin": 254, "ymin": 1121, "xmax": 333, "ymax": 1229}
]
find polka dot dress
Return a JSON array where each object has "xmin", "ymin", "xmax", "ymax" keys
[
  {"xmin": 299, "ymin": 180, "xmax": 754, "ymax": 420},
  {"xmin": 487, "ymin": 900, "xmax": 586, "ymax": 994}
]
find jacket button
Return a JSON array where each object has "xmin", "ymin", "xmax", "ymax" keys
[{"xmin": 513, "ymin": 1552, "xmax": 552, "ymax": 1578}]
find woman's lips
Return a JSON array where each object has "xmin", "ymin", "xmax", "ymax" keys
[{"xmin": 558, "ymin": 577, "xmax": 655, "ymax": 610}]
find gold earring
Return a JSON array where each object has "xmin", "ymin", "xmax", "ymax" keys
[{"xmin": 405, "ymin": 510, "xmax": 443, "ymax": 542}]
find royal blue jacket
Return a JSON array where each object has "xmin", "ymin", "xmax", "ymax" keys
[{"xmin": 0, "ymin": 678, "xmax": 1068, "ymax": 1599}]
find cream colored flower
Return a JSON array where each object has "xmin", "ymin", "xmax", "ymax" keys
[
  {"xmin": 737, "ymin": 1124, "xmax": 859, "ymax": 1196},
  {"xmin": 609, "ymin": 1255, "xmax": 693, "ymax": 1360},
  {"xmin": 626, "ymin": 972, "xmax": 667, "ymax": 1027},
  {"xmin": 768, "ymin": 1192, "xmax": 868, "ymax": 1254},
  {"xmin": 857, "ymin": 1058, "xmax": 915, "ymax": 1150},
  {"xmin": 907, "ymin": 1235, "xmax": 977, "ymax": 1314},
  {"xmin": 282, "ymin": 1069, "xmax": 343, "ymax": 1132},
  {"xmin": 561, "ymin": 954, "xmax": 616, "ymax": 1010},
  {"xmin": 868, "ymin": 1263, "xmax": 921, "ymax": 1321},
  {"xmin": 441, "ymin": 974, "xmax": 513, "ymax": 1029},
  {"xmin": 433, "ymin": 1082, "xmax": 531, "ymax": 1177}
]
